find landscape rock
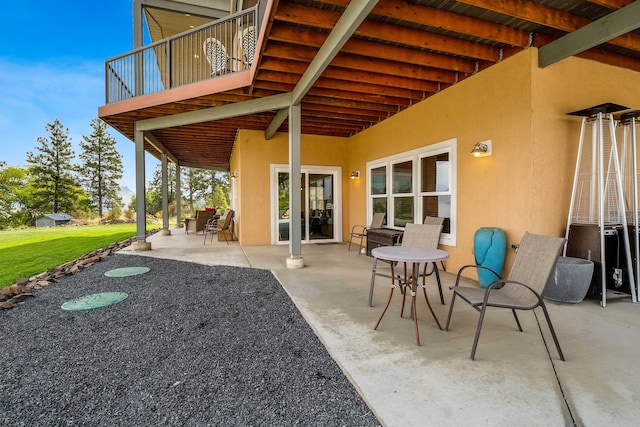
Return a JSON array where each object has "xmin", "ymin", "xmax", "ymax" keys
[
  {"xmin": 0, "ymin": 285, "xmax": 21, "ymax": 296},
  {"xmin": 9, "ymin": 293, "xmax": 33, "ymax": 304},
  {"xmin": 0, "ymin": 229, "xmax": 159, "ymax": 311}
]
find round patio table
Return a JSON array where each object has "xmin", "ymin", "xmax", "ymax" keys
[{"xmin": 371, "ymin": 246, "xmax": 449, "ymax": 345}]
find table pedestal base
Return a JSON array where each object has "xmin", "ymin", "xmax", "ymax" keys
[{"xmin": 374, "ymin": 262, "xmax": 442, "ymax": 345}]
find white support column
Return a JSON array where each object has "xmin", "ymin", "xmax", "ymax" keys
[
  {"xmin": 175, "ymin": 163, "xmax": 183, "ymax": 228},
  {"xmin": 287, "ymin": 104, "xmax": 304, "ymax": 268},
  {"xmin": 133, "ymin": 127, "xmax": 151, "ymax": 251},
  {"xmin": 160, "ymin": 153, "xmax": 171, "ymax": 236}
]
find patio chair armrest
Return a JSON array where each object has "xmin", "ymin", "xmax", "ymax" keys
[
  {"xmin": 452, "ymin": 264, "xmax": 502, "ymax": 288},
  {"xmin": 350, "ymin": 224, "xmax": 367, "ymax": 236},
  {"xmin": 479, "ymin": 279, "xmax": 544, "ymax": 308},
  {"xmin": 487, "ymin": 279, "xmax": 542, "ymax": 297}
]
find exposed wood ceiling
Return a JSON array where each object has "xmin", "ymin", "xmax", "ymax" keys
[{"xmin": 100, "ymin": 0, "xmax": 640, "ymax": 171}]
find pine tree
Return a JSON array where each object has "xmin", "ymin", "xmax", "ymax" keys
[
  {"xmin": 184, "ymin": 167, "xmax": 209, "ymax": 213},
  {"xmin": 208, "ymin": 171, "xmax": 229, "ymax": 209},
  {"xmin": 0, "ymin": 165, "xmax": 28, "ymax": 229},
  {"xmin": 26, "ymin": 119, "xmax": 85, "ymax": 215},
  {"xmin": 79, "ymin": 119, "xmax": 123, "ymax": 217},
  {"xmin": 148, "ymin": 162, "xmax": 177, "ymax": 215}
]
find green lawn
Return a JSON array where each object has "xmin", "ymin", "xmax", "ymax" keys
[{"xmin": 0, "ymin": 224, "xmax": 153, "ymax": 288}]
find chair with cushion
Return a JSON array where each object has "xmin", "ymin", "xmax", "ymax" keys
[
  {"xmin": 186, "ymin": 209, "xmax": 217, "ymax": 235},
  {"xmin": 203, "ymin": 37, "xmax": 230, "ymax": 75},
  {"xmin": 216, "ymin": 209, "xmax": 236, "ymax": 245},
  {"xmin": 444, "ymin": 232, "xmax": 566, "ymax": 361},
  {"xmin": 349, "ymin": 212, "xmax": 386, "ymax": 253},
  {"xmin": 241, "ymin": 26, "xmax": 256, "ymax": 66}
]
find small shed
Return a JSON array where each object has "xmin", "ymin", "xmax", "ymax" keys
[{"xmin": 36, "ymin": 213, "xmax": 73, "ymax": 227}]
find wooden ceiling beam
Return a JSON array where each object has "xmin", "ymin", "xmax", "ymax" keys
[
  {"xmin": 320, "ymin": 0, "xmax": 530, "ymax": 47},
  {"xmin": 258, "ymin": 57, "xmax": 442, "ymax": 93},
  {"xmin": 275, "ymin": 2, "xmax": 502, "ymax": 62},
  {"xmin": 251, "ymin": 78, "xmax": 413, "ymax": 108},
  {"xmin": 302, "ymin": 94, "xmax": 400, "ymax": 113},
  {"xmin": 256, "ymin": 69, "xmax": 426, "ymax": 100},
  {"xmin": 301, "ymin": 102, "xmax": 391, "ymax": 120},
  {"xmin": 266, "ymin": 0, "xmax": 380, "ymax": 139},
  {"xmin": 269, "ymin": 23, "xmax": 481, "ymax": 74},
  {"xmin": 588, "ymin": 0, "xmax": 635, "ymax": 8},
  {"xmin": 263, "ymin": 41, "xmax": 459, "ymax": 84},
  {"xmin": 300, "ymin": 107, "xmax": 385, "ymax": 123},
  {"xmin": 299, "ymin": 115, "xmax": 367, "ymax": 128},
  {"xmin": 457, "ymin": 0, "xmax": 640, "ymax": 52}
]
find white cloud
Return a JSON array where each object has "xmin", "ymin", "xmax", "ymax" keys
[{"xmin": 0, "ymin": 58, "xmax": 156, "ymax": 189}]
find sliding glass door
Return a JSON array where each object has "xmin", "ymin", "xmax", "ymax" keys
[{"xmin": 273, "ymin": 166, "xmax": 341, "ymax": 244}]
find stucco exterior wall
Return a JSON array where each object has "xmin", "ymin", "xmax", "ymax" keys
[
  {"xmin": 530, "ymin": 50, "xmax": 640, "ymax": 236},
  {"xmin": 350, "ymin": 49, "xmax": 640, "ymax": 273},
  {"xmin": 231, "ymin": 130, "xmax": 349, "ymax": 245},
  {"xmin": 231, "ymin": 48, "xmax": 640, "ymax": 275},
  {"xmin": 349, "ymin": 48, "xmax": 535, "ymax": 272}
]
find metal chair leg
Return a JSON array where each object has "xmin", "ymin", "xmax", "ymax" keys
[
  {"xmin": 433, "ymin": 264, "xmax": 445, "ymax": 305},
  {"xmin": 540, "ymin": 303, "xmax": 565, "ymax": 361},
  {"xmin": 368, "ymin": 258, "xmax": 379, "ymax": 307},
  {"xmin": 512, "ymin": 309, "xmax": 523, "ymax": 332},
  {"xmin": 444, "ymin": 292, "xmax": 457, "ymax": 331},
  {"xmin": 470, "ymin": 303, "xmax": 489, "ymax": 360}
]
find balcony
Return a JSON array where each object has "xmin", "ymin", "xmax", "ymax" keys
[{"xmin": 105, "ymin": 6, "xmax": 258, "ymax": 104}]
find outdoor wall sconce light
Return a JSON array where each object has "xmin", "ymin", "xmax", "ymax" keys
[
  {"xmin": 230, "ymin": 171, "xmax": 238, "ymax": 179},
  {"xmin": 350, "ymin": 170, "xmax": 360, "ymax": 179},
  {"xmin": 471, "ymin": 140, "xmax": 492, "ymax": 157}
]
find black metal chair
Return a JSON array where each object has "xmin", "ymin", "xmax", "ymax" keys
[{"xmin": 349, "ymin": 212, "xmax": 385, "ymax": 254}]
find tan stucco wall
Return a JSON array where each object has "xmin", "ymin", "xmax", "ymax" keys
[
  {"xmin": 349, "ymin": 49, "xmax": 640, "ymax": 273},
  {"xmin": 349, "ymin": 48, "xmax": 535, "ymax": 271},
  {"xmin": 231, "ymin": 130, "xmax": 349, "ymax": 245},
  {"xmin": 530, "ymin": 51, "xmax": 640, "ymax": 236},
  {"xmin": 232, "ymin": 48, "xmax": 640, "ymax": 274}
]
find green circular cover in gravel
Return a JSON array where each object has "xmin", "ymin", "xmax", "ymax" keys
[
  {"xmin": 104, "ymin": 266, "xmax": 150, "ymax": 277},
  {"xmin": 61, "ymin": 292, "xmax": 128, "ymax": 311}
]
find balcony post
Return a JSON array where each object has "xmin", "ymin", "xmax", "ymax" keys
[
  {"xmin": 133, "ymin": 126, "xmax": 151, "ymax": 251},
  {"xmin": 161, "ymin": 153, "xmax": 171, "ymax": 236},
  {"xmin": 287, "ymin": 103, "xmax": 304, "ymax": 268},
  {"xmin": 175, "ymin": 163, "xmax": 183, "ymax": 228}
]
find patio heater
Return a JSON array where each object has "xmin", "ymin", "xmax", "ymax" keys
[
  {"xmin": 617, "ymin": 110, "xmax": 640, "ymax": 300},
  {"xmin": 564, "ymin": 103, "xmax": 637, "ymax": 307}
]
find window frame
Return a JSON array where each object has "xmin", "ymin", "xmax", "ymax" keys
[
  {"xmin": 366, "ymin": 138, "xmax": 457, "ymax": 246},
  {"xmin": 270, "ymin": 164, "xmax": 343, "ymax": 245}
]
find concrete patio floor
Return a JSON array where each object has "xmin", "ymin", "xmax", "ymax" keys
[{"xmin": 119, "ymin": 227, "xmax": 640, "ymax": 426}]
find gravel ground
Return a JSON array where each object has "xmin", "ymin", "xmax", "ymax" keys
[{"xmin": 0, "ymin": 254, "xmax": 379, "ymax": 426}]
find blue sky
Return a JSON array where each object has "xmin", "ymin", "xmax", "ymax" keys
[{"xmin": 0, "ymin": 1, "xmax": 156, "ymax": 191}]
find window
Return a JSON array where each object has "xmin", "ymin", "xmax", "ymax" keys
[
  {"xmin": 420, "ymin": 152, "xmax": 451, "ymax": 235},
  {"xmin": 392, "ymin": 160, "xmax": 413, "ymax": 227},
  {"xmin": 367, "ymin": 138, "xmax": 457, "ymax": 246},
  {"xmin": 370, "ymin": 166, "xmax": 388, "ymax": 226}
]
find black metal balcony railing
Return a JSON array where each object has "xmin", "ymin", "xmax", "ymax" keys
[{"xmin": 105, "ymin": 7, "xmax": 257, "ymax": 104}]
